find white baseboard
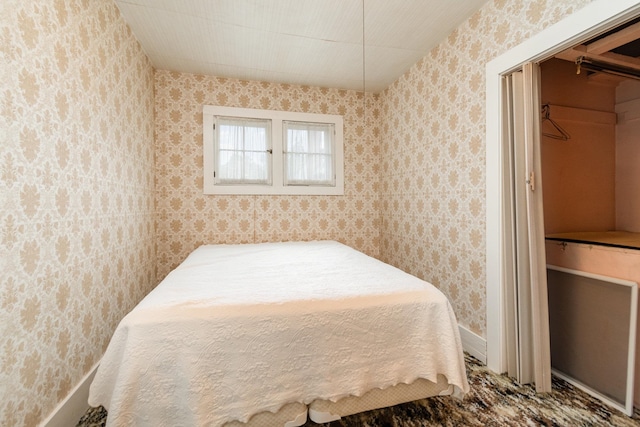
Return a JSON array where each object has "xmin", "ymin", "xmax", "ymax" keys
[
  {"xmin": 459, "ymin": 325, "xmax": 487, "ymax": 364},
  {"xmin": 40, "ymin": 361, "xmax": 99, "ymax": 427}
]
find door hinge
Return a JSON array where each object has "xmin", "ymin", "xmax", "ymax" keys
[{"xmin": 526, "ymin": 171, "xmax": 535, "ymax": 191}]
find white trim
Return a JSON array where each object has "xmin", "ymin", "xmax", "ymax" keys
[
  {"xmin": 485, "ymin": 0, "xmax": 640, "ymax": 374},
  {"xmin": 459, "ymin": 325, "xmax": 487, "ymax": 365},
  {"xmin": 553, "ymin": 369, "xmax": 633, "ymax": 417},
  {"xmin": 39, "ymin": 361, "xmax": 100, "ymax": 427}
]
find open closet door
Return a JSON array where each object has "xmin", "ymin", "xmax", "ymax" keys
[{"xmin": 503, "ymin": 62, "xmax": 552, "ymax": 392}]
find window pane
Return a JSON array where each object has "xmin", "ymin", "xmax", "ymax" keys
[
  {"xmin": 244, "ymin": 151, "xmax": 268, "ymax": 181},
  {"xmin": 285, "ymin": 154, "xmax": 333, "ymax": 183},
  {"xmin": 218, "ymin": 150, "xmax": 243, "ymax": 181},
  {"xmin": 285, "ymin": 122, "xmax": 332, "ymax": 154},
  {"xmin": 244, "ymin": 126, "xmax": 267, "ymax": 151},
  {"xmin": 283, "ymin": 121, "xmax": 334, "ymax": 186},
  {"xmin": 215, "ymin": 116, "xmax": 271, "ymax": 184},
  {"xmin": 218, "ymin": 124, "xmax": 243, "ymax": 150}
]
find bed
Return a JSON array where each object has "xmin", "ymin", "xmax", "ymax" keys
[{"xmin": 88, "ymin": 240, "xmax": 469, "ymax": 426}]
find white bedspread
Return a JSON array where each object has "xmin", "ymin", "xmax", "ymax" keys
[{"xmin": 89, "ymin": 241, "xmax": 469, "ymax": 426}]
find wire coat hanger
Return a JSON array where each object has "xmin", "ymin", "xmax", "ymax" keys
[{"xmin": 541, "ymin": 104, "xmax": 570, "ymax": 141}]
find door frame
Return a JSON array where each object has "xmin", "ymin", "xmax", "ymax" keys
[{"xmin": 485, "ymin": 0, "xmax": 640, "ymax": 374}]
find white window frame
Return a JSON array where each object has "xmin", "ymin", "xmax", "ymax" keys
[{"xmin": 203, "ymin": 105, "xmax": 344, "ymax": 195}]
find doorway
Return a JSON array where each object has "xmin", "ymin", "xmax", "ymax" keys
[
  {"xmin": 538, "ymin": 25, "xmax": 640, "ymax": 414},
  {"xmin": 485, "ymin": 0, "xmax": 640, "ymax": 390}
]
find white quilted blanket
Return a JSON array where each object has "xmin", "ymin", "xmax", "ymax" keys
[{"xmin": 88, "ymin": 241, "xmax": 469, "ymax": 426}]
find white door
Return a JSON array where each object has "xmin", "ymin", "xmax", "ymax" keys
[{"xmin": 503, "ymin": 62, "xmax": 552, "ymax": 392}]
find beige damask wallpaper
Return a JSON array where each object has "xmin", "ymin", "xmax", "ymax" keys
[
  {"xmin": 155, "ymin": 71, "xmax": 380, "ymax": 279},
  {"xmin": 1, "ymin": 0, "xmax": 600, "ymax": 425},
  {"xmin": 378, "ymin": 0, "xmax": 594, "ymax": 336},
  {"xmin": 1, "ymin": 1, "xmax": 155, "ymax": 425}
]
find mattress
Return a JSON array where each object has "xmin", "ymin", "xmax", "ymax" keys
[
  {"xmin": 227, "ymin": 375, "xmax": 453, "ymax": 426},
  {"xmin": 308, "ymin": 374, "xmax": 452, "ymax": 422},
  {"xmin": 88, "ymin": 240, "xmax": 469, "ymax": 426}
]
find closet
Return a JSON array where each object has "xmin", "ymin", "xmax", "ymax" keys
[{"xmin": 539, "ymin": 20, "xmax": 640, "ymax": 415}]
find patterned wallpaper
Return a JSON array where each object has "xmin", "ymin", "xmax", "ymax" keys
[
  {"xmin": 1, "ymin": 0, "xmax": 601, "ymax": 425},
  {"xmin": 1, "ymin": 1, "xmax": 155, "ymax": 425},
  {"xmin": 378, "ymin": 0, "xmax": 595, "ymax": 336},
  {"xmin": 155, "ymin": 71, "xmax": 380, "ymax": 279}
]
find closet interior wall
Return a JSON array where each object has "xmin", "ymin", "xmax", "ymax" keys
[
  {"xmin": 539, "ymin": 58, "xmax": 617, "ymax": 234},
  {"xmin": 541, "ymin": 56, "xmax": 640, "ymax": 411}
]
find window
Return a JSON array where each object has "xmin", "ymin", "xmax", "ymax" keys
[
  {"xmin": 283, "ymin": 121, "xmax": 334, "ymax": 187},
  {"xmin": 203, "ymin": 105, "xmax": 343, "ymax": 195},
  {"xmin": 215, "ymin": 117, "xmax": 271, "ymax": 185}
]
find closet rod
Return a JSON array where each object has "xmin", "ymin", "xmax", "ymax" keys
[{"xmin": 576, "ymin": 56, "xmax": 640, "ymax": 81}]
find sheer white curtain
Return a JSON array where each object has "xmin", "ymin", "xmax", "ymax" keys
[
  {"xmin": 284, "ymin": 121, "xmax": 334, "ymax": 186},
  {"xmin": 216, "ymin": 117, "xmax": 271, "ymax": 184}
]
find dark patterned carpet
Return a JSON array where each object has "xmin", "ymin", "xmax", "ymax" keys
[{"xmin": 77, "ymin": 354, "xmax": 640, "ymax": 426}]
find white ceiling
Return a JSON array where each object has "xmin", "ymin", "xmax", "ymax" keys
[{"xmin": 114, "ymin": 0, "xmax": 488, "ymax": 93}]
